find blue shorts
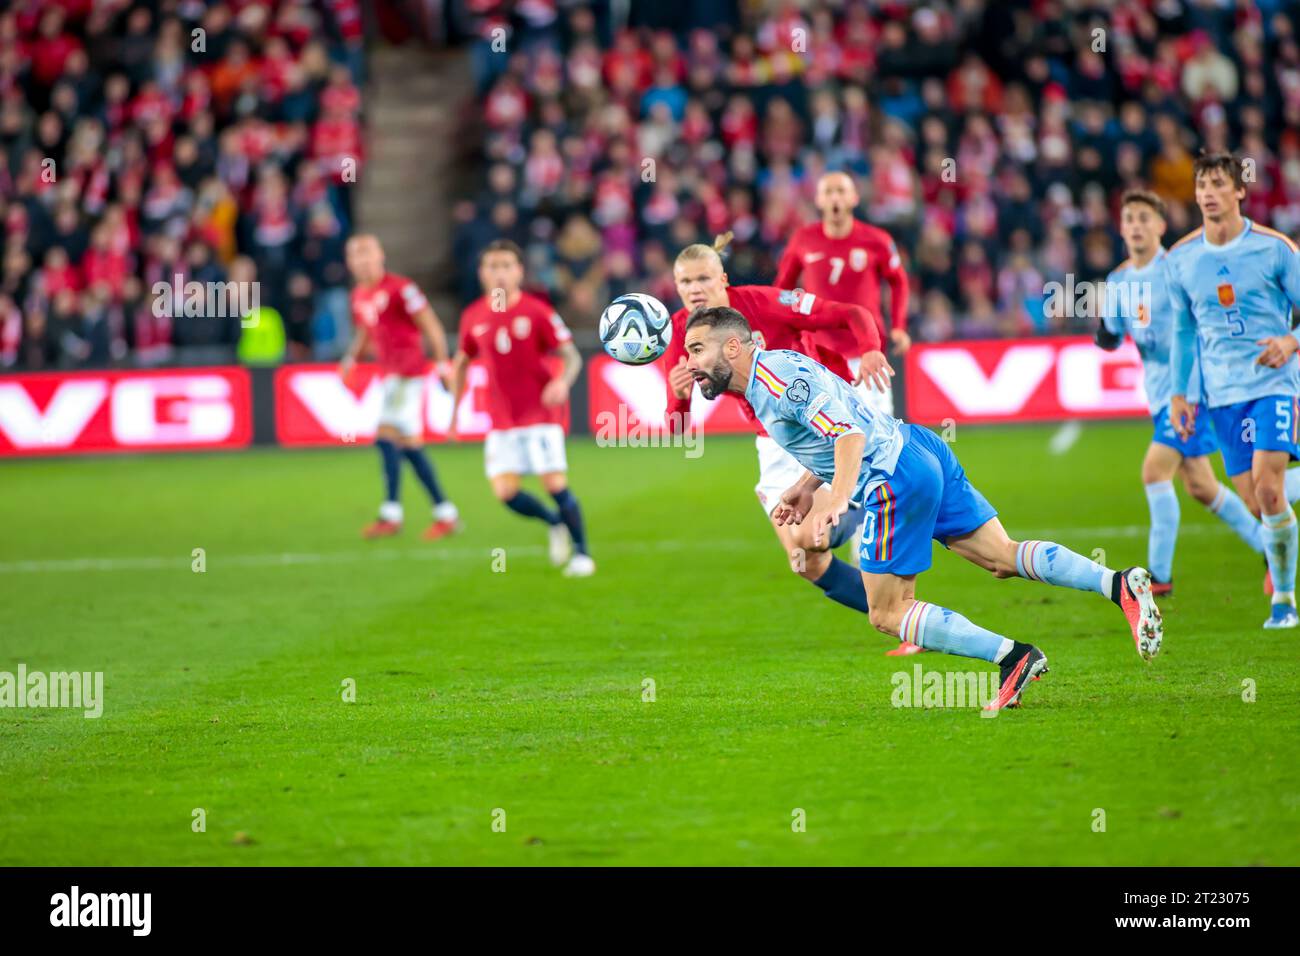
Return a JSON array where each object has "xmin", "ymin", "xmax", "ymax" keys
[
  {"xmin": 1206, "ymin": 394, "xmax": 1300, "ymax": 477},
  {"xmin": 858, "ymin": 424, "xmax": 998, "ymax": 576},
  {"xmin": 1152, "ymin": 404, "xmax": 1217, "ymax": 458}
]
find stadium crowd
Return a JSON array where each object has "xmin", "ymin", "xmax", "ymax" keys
[
  {"xmin": 0, "ymin": 0, "xmax": 365, "ymax": 370},
  {"xmin": 7, "ymin": 1, "xmax": 1300, "ymax": 371},
  {"xmin": 454, "ymin": 0, "xmax": 1300, "ymax": 342}
]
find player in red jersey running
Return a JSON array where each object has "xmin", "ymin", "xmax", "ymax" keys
[
  {"xmin": 339, "ymin": 234, "xmax": 460, "ymax": 540},
  {"xmin": 776, "ymin": 171, "xmax": 911, "ymax": 419},
  {"xmin": 661, "ymin": 233, "xmax": 896, "ymax": 627},
  {"xmin": 449, "ymin": 239, "xmax": 593, "ymax": 577}
]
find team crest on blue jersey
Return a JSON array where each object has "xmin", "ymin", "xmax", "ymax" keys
[{"xmin": 787, "ymin": 379, "xmax": 810, "ymax": 403}]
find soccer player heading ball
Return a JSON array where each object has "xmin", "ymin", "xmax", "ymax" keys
[
  {"xmin": 660, "ymin": 232, "xmax": 898, "ymax": 646},
  {"xmin": 683, "ymin": 307, "xmax": 1164, "ymax": 711}
]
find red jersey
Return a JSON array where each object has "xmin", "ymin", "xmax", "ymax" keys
[
  {"xmin": 458, "ymin": 291, "xmax": 572, "ymax": 431},
  {"xmin": 352, "ymin": 272, "xmax": 430, "ymax": 377},
  {"xmin": 774, "ymin": 220, "xmax": 909, "ymax": 361},
  {"xmin": 660, "ymin": 284, "xmax": 880, "ymax": 435}
]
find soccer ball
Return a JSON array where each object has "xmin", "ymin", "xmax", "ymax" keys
[{"xmin": 599, "ymin": 293, "xmax": 672, "ymax": 365}]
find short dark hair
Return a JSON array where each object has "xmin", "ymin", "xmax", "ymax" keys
[
  {"xmin": 685, "ymin": 305, "xmax": 752, "ymax": 340},
  {"xmin": 1121, "ymin": 188, "xmax": 1166, "ymax": 219},
  {"xmin": 1193, "ymin": 150, "xmax": 1245, "ymax": 191},
  {"xmin": 479, "ymin": 239, "xmax": 524, "ymax": 265}
]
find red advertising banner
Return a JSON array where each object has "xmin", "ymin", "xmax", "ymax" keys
[
  {"xmin": 0, "ymin": 367, "xmax": 252, "ymax": 456},
  {"xmin": 273, "ymin": 362, "xmax": 571, "ymax": 446},
  {"xmin": 585, "ymin": 353, "xmax": 756, "ymax": 435},
  {"xmin": 905, "ymin": 335, "xmax": 1148, "ymax": 425}
]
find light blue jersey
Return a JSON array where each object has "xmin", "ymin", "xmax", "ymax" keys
[
  {"xmin": 1169, "ymin": 219, "xmax": 1300, "ymax": 408},
  {"xmin": 744, "ymin": 348, "xmax": 904, "ymax": 503},
  {"xmin": 1103, "ymin": 248, "xmax": 1203, "ymax": 412}
]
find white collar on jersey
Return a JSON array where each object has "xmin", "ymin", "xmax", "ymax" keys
[
  {"xmin": 1201, "ymin": 217, "xmax": 1253, "ymax": 251},
  {"xmin": 1125, "ymin": 247, "xmax": 1167, "ymax": 276}
]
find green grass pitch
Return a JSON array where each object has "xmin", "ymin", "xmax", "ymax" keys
[{"xmin": 1, "ymin": 421, "xmax": 1296, "ymax": 866}]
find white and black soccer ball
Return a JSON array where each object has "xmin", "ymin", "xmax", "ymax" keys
[{"xmin": 599, "ymin": 293, "xmax": 672, "ymax": 365}]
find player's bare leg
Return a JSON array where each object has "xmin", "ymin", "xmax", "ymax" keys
[
  {"xmin": 860, "ymin": 569, "xmax": 1046, "ymax": 711},
  {"xmin": 541, "ymin": 470, "xmax": 593, "ymax": 577},
  {"xmin": 946, "ymin": 516, "xmax": 1163, "ymax": 661},
  {"xmin": 1253, "ymin": 449, "xmax": 1299, "ymax": 627},
  {"xmin": 363, "ymin": 424, "xmax": 406, "ymax": 538},
  {"xmin": 396, "ymin": 434, "xmax": 459, "ymax": 540}
]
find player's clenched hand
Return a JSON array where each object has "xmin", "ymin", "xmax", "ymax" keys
[
  {"xmin": 1256, "ymin": 335, "xmax": 1299, "ymax": 369},
  {"xmin": 889, "ymin": 328, "xmax": 912, "ymax": 355},
  {"xmin": 668, "ymin": 356, "xmax": 693, "ymax": 400},
  {"xmin": 1169, "ymin": 394, "xmax": 1196, "ymax": 441},
  {"xmin": 773, "ymin": 484, "xmax": 815, "ymax": 526},
  {"xmin": 812, "ymin": 496, "xmax": 850, "ymax": 547},
  {"xmin": 541, "ymin": 377, "xmax": 569, "ymax": 407},
  {"xmin": 855, "ymin": 351, "xmax": 895, "ymax": 393}
]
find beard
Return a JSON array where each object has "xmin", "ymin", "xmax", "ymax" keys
[{"xmin": 696, "ymin": 360, "xmax": 733, "ymax": 400}]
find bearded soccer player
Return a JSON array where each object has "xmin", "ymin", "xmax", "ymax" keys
[
  {"xmin": 450, "ymin": 239, "xmax": 593, "ymax": 577},
  {"xmin": 1169, "ymin": 151, "xmax": 1300, "ymax": 628},
  {"xmin": 660, "ymin": 233, "xmax": 906, "ymax": 648},
  {"xmin": 683, "ymin": 307, "xmax": 1164, "ymax": 711},
  {"xmin": 775, "ymin": 171, "xmax": 911, "ymax": 417},
  {"xmin": 340, "ymin": 234, "xmax": 460, "ymax": 540}
]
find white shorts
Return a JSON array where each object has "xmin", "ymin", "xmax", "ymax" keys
[
  {"xmin": 847, "ymin": 357, "xmax": 897, "ymax": 419},
  {"xmin": 753, "ymin": 434, "xmax": 865, "ymax": 546},
  {"xmin": 485, "ymin": 423, "xmax": 567, "ymax": 478},
  {"xmin": 378, "ymin": 374, "xmax": 425, "ymax": 437},
  {"xmin": 754, "ymin": 435, "xmax": 808, "ymax": 515}
]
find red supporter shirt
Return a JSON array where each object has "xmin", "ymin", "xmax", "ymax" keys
[
  {"xmin": 458, "ymin": 291, "xmax": 572, "ymax": 431},
  {"xmin": 660, "ymin": 284, "xmax": 880, "ymax": 435},
  {"xmin": 774, "ymin": 220, "xmax": 909, "ymax": 363},
  {"xmin": 351, "ymin": 272, "xmax": 429, "ymax": 377}
]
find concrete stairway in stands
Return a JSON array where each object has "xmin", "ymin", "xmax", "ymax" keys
[{"xmin": 355, "ymin": 44, "xmax": 475, "ymax": 319}]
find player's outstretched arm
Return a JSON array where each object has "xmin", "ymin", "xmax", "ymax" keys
[
  {"xmin": 790, "ymin": 297, "xmax": 893, "ymax": 389},
  {"xmin": 812, "ymin": 432, "xmax": 866, "ymax": 547}
]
